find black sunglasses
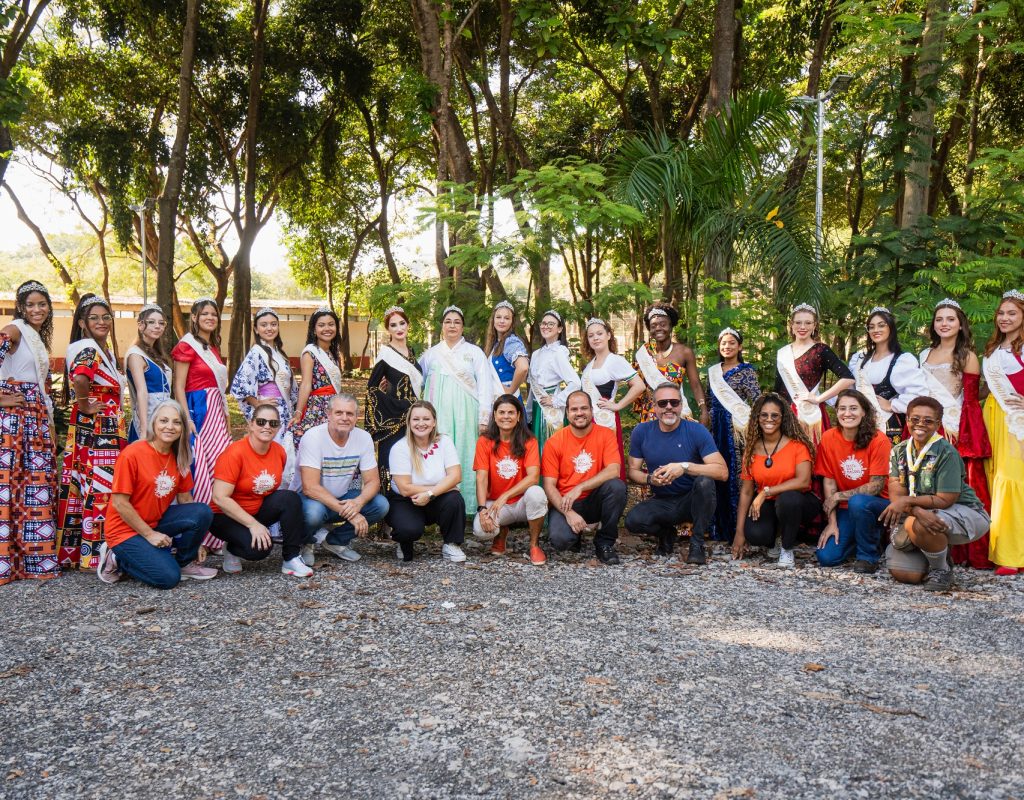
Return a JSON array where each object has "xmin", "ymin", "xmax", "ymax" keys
[
  {"xmin": 254, "ymin": 418, "xmax": 281, "ymax": 429},
  {"xmin": 655, "ymin": 398, "xmax": 682, "ymax": 409}
]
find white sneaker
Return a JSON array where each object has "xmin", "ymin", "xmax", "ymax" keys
[
  {"xmin": 96, "ymin": 542, "xmax": 122, "ymax": 584},
  {"xmin": 313, "ymin": 527, "xmax": 330, "ymax": 544},
  {"xmin": 300, "ymin": 544, "xmax": 316, "ymax": 567},
  {"xmin": 222, "ymin": 551, "xmax": 243, "ymax": 574},
  {"xmin": 396, "ymin": 544, "xmax": 404, "ymax": 561},
  {"xmin": 281, "ymin": 556, "xmax": 313, "ymax": 578},
  {"xmin": 768, "ymin": 537, "xmax": 781, "ymax": 559},
  {"xmin": 442, "ymin": 543, "xmax": 467, "ymax": 562},
  {"xmin": 322, "ymin": 543, "xmax": 361, "ymax": 562},
  {"xmin": 778, "ymin": 548, "xmax": 795, "ymax": 569}
]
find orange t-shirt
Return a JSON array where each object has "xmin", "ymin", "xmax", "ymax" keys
[
  {"xmin": 541, "ymin": 424, "xmax": 620, "ymax": 499},
  {"xmin": 212, "ymin": 438, "xmax": 287, "ymax": 515},
  {"xmin": 741, "ymin": 439, "xmax": 812, "ymax": 491},
  {"xmin": 472, "ymin": 436, "xmax": 540, "ymax": 503},
  {"xmin": 814, "ymin": 427, "xmax": 891, "ymax": 504},
  {"xmin": 105, "ymin": 441, "xmax": 194, "ymax": 548}
]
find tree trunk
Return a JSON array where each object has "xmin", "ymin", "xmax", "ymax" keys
[
  {"xmin": 3, "ymin": 185, "xmax": 80, "ymax": 303},
  {"xmin": 706, "ymin": 0, "xmax": 737, "ymax": 117}
]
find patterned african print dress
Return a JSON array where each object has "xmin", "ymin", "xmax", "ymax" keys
[
  {"xmin": 57, "ymin": 338, "xmax": 127, "ymax": 569},
  {"xmin": 365, "ymin": 345, "xmax": 422, "ymax": 494},
  {"xmin": 707, "ymin": 362, "xmax": 761, "ymax": 541},
  {"xmin": 289, "ymin": 344, "xmax": 342, "ymax": 455},
  {"xmin": 231, "ymin": 343, "xmax": 298, "ymax": 481},
  {"xmin": 0, "ymin": 320, "xmax": 59, "ymax": 583},
  {"xmin": 632, "ymin": 342, "xmax": 692, "ymax": 422}
]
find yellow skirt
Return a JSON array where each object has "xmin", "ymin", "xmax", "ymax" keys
[{"xmin": 984, "ymin": 397, "xmax": 1024, "ymax": 568}]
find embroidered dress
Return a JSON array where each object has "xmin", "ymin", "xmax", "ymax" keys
[
  {"xmin": 57, "ymin": 339, "xmax": 127, "ymax": 569},
  {"xmin": 920, "ymin": 350, "xmax": 993, "ymax": 569},
  {"xmin": 633, "ymin": 342, "xmax": 687, "ymax": 422},
  {"xmin": 708, "ymin": 362, "xmax": 761, "ymax": 541},
  {"xmin": 849, "ymin": 351, "xmax": 931, "ymax": 445},
  {"xmin": 582, "ymin": 353, "xmax": 636, "ymax": 480},
  {"xmin": 365, "ymin": 345, "xmax": 422, "ymax": 494},
  {"xmin": 774, "ymin": 342, "xmax": 852, "ymax": 440},
  {"xmin": 528, "ymin": 342, "xmax": 580, "ymax": 452},
  {"xmin": 231, "ymin": 344, "xmax": 298, "ymax": 481},
  {"xmin": 983, "ymin": 347, "xmax": 1024, "ymax": 569},
  {"xmin": 489, "ymin": 334, "xmax": 529, "ymax": 403},
  {"xmin": 0, "ymin": 322, "xmax": 59, "ymax": 583},
  {"xmin": 289, "ymin": 346, "xmax": 341, "ymax": 455},
  {"xmin": 125, "ymin": 346, "xmax": 172, "ymax": 443},
  {"xmin": 421, "ymin": 338, "xmax": 493, "ymax": 511}
]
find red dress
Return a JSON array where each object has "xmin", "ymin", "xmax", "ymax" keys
[{"xmin": 950, "ymin": 372, "xmax": 993, "ymax": 569}]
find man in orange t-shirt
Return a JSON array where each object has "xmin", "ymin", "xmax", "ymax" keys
[{"xmin": 541, "ymin": 390, "xmax": 627, "ymax": 564}]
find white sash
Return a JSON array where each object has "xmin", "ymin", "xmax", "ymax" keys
[
  {"xmin": 375, "ymin": 345, "xmax": 422, "ymax": 398},
  {"xmin": 581, "ymin": 362, "xmax": 615, "ymax": 431},
  {"xmin": 918, "ymin": 349, "xmax": 962, "ymax": 438},
  {"xmin": 635, "ymin": 343, "xmax": 692, "ymax": 418},
  {"xmin": 528, "ymin": 371, "xmax": 564, "ymax": 432},
  {"xmin": 302, "ymin": 344, "xmax": 342, "ymax": 393},
  {"xmin": 433, "ymin": 340, "xmax": 478, "ymax": 400},
  {"xmin": 12, "ymin": 319, "xmax": 53, "ymax": 420},
  {"xmin": 776, "ymin": 345, "xmax": 822, "ymax": 432},
  {"xmin": 67, "ymin": 337, "xmax": 126, "ymax": 393},
  {"xmin": 708, "ymin": 363, "xmax": 751, "ymax": 439},
  {"xmin": 255, "ymin": 345, "xmax": 296, "ymax": 414},
  {"xmin": 983, "ymin": 351, "xmax": 1024, "ymax": 442},
  {"xmin": 180, "ymin": 333, "xmax": 228, "ymax": 394},
  {"xmin": 852, "ymin": 353, "xmax": 890, "ymax": 434}
]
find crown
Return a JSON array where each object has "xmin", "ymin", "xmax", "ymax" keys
[
  {"xmin": 869, "ymin": 306, "xmax": 890, "ymax": 315},
  {"xmin": 935, "ymin": 298, "xmax": 961, "ymax": 310},
  {"xmin": 542, "ymin": 309, "xmax": 561, "ymax": 322},
  {"xmin": 646, "ymin": 307, "xmax": 670, "ymax": 321},
  {"xmin": 442, "ymin": 304, "xmax": 464, "ymax": 317},
  {"xmin": 718, "ymin": 326, "xmax": 741, "ymax": 341},
  {"xmin": 79, "ymin": 295, "xmax": 110, "ymax": 310},
  {"xmin": 1003, "ymin": 289, "xmax": 1024, "ymax": 302},
  {"xmin": 193, "ymin": 296, "xmax": 217, "ymax": 308},
  {"xmin": 139, "ymin": 303, "xmax": 164, "ymax": 316},
  {"xmin": 383, "ymin": 305, "xmax": 405, "ymax": 318},
  {"xmin": 315, "ymin": 304, "xmax": 333, "ymax": 314},
  {"xmin": 16, "ymin": 281, "xmax": 47, "ymax": 298},
  {"xmin": 254, "ymin": 307, "xmax": 278, "ymax": 320},
  {"xmin": 494, "ymin": 300, "xmax": 514, "ymax": 312},
  {"xmin": 790, "ymin": 303, "xmax": 816, "ymax": 315},
  {"xmin": 586, "ymin": 318, "xmax": 606, "ymax": 328}
]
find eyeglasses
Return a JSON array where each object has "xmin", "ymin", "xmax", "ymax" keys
[
  {"xmin": 539, "ymin": 321, "xmax": 558, "ymax": 328},
  {"xmin": 867, "ymin": 323, "xmax": 889, "ymax": 332},
  {"xmin": 758, "ymin": 412, "xmax": 782, "ymax": 421},
  {"xmin": 907, "ymin": 416, "xmax": 938, "ymax": 426},
  {"xmin": 254, "ymin": 418, "xmax": 281, "ymax": 429},
  {"xmin": 655, "ymin": 398, "xmax": 681, "ymax": 409},
  {"xmin": 87, "ymin": 314, "xmax": 113, "ymax": 323}
]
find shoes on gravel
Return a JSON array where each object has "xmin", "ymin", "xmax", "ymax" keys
[
  {"xmin": 595, "ymin": 545, "xmax": 620, "ymax": 565},
  {"xmin": 923, "ymin": 568, "xmax": 954, "ymax": 592},
  {"xmin": 96, "ymin": 543, "xmax": 122, "ymax": 584},
  {"xmin": 777, "ymin": 548, "xmax": 795, "ymax": 569},
  {"xmin": 852, "ymin": 559, "xmax": 878, "ymax": 574},
  {"xmin": 490, "ymin": 529, "xmax": 508, "ymax": 556},
  {"xmin": 442, "ymin": 543, "xmax": 467, "ymax": 562},
  {"xmin": 529, "ymin": 545, "xmax": 547, "ymax": 566},
  {"xmin": 180, "ymin": 562, "xmax": 218, "ymax": 581},
  {"xmin": 281, "ymin": 556, "xmax": 313, "ymax": 578},
  {"xmin": 687, "ymin": 539, "xmax": 708, "ymax": 565}
]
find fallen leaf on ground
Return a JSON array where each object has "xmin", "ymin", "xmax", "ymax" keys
[
  {"xmin": 135, "ymin": 607, "xmax": 157, "ymax": 615},
  {"xmin": 299, "ymin": 600, "xmax": 325, "ymax": 609},
  {"xmin": 584, "ymin": 676, "xmax": 612, "ymax": 686},
  {"xmin": 0, "ymin": 665, "xmax": 31, "ymax": 679},
  {"xmin": 463, "ymin": 603, "xmax": 484, "ymax": 611},
  {"xmin": 145, "ymin": 625, "xmax": 162, "ymax": 633},
  {"xmin": 236, "ymin": 618, "xmax": 254, "ymax": 626},
  {"xmin": 399, "ymin": 603, "xmax": 427, "ymax": 612},
  {"xmin": 803, "ymin": 662, "xmax": 826, "ymax": 672}
]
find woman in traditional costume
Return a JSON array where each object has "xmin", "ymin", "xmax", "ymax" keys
[
  {"xmin": 706, "ymin": 327, "xmax": 761, "ymax": 542},
  {"xmin": 774, "ymin": 303, "xmax": 853, "ymax": 443},
  {"xmin": 848, "ymin": 307, "xmax": 930, "ymax": 445},
  {"xmin": 365, "ymin": 305, "xmax": 422, "ymax": 495},
  {"xmin": 125, "ymin": 304, "xmax": 172, "ymax": 443},
  {"xmin": 0, "ymin": 280, "xmax": 59, "ymax": 583},
  {"xmin": 57, "ymin": 294, "xmax": 128, "ymax": 569},
  {"xmin": 581, "ymin": 318, "xmax": 645, "ymax": 480},
  {"xmin": 289, "ymin": 306, "xmax": 343, "ymax": 455},
  {"xmin": 633, "ymin": 303, "xmax": 708, "ymax": 425},
  {"xmin": 420, "ymin": 305, "xmax": 493, "ymax": 512},
  {"xmin": 982, "ymin": 290, "xmax": 1024, "ymax": 576},
  {"xmin": 231, "ymin": 307, "xmax": 298, "ymax": 483},
  {"xmin": 919, "ymin": 299, "xmax": 992, "ymax": 570},
  {"xmin": 527, "ymin": 310, "xmax": 579, "ymax": 452},
  {"xmin": 484, "ymin": 300, "xmax": 529, "ymax": 403}
]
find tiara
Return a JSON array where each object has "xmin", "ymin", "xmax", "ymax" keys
[
  {"xmin": 442, "ymin": 304, "xmax": 463, "ymax": 317},
  {"xmin": 869, "ymin": 306, "xmax": 890, "ymax": 315},
  {"xmin": 79, "ymin": 295, "xmax": 110, "ymax": 310},
  {"xmin": 315, "ymin": 304, "xmax": 333, "ymax": 314},
  {"xmin": 16, "ymin": 281, "xmax": 47, "ymax": 298},
  {"xmin": 193, "ymin": 296, "xmax": 217, "ymax": 308},
  {"xmin": 494, "ymin": 300, "xmax": 514, "ymax": 312},
  {"xmin": 254, "ymin": 307, "xmax": 278, "ymax": 320},
  {"xmin": 790, "ymin": 303, "xmax": 816, "ymax": 315},
  {"xmin": 586, "ymin": 317, "xmax": 606, "ymax": 328},
  {"xmin": 647, "ymin": 307, "xmax": 670, "ymax": 321},
  {"xmin": 139, "ymin": 303, "xmax": 164, "ymax": 316},
  {"xmin": 1003, "ymin": 290, "xmax": 1024, "ymax": 302},
  {"xmin": 935, "ymin": 298, "xmax": 961, "ymax": 310},
  {"xmin": 542, "ymin": 309, "xmax": 561, "ymax": 322},
  {"xmin": 718, "ymin": 326, "xmax": 741, "ymax": 341},
  {"xmin": 383, "ymin": 305, "xmax": 405, "ymax": 318}
]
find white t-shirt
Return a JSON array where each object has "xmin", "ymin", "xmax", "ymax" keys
[
  {"xmin": 388, "ymin": 434, "xmax": 460, "ymax": 493},
  {"xmin": 297, "ymin": 423, "xmax": 377, "ymax": 498}
]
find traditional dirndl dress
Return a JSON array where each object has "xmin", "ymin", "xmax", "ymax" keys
[
  {"xmin": 708, "ymin": 362, "xmax": 761, "ymax": 541},
  {"xmin": 489, "ymin": 334, "xmax": 528, "ymax": 407},
  {"xmin": 365, "ymin": 345, "xmax": 421, "ymax": 494},
  {"xmin": 528, "ymin": 342, "xmax": 579, "ymax": 453},
  {"xmin": 125, "ymin": 346, "xmax": 172, "ymax": 443},
  {"xmin": 582, "ymin": 354, "xmax": 636, "ymax": 481},
  {"xmin": 57, "ymin": 339, "xmax": 127, "ymax": 569},
  {"xmin": 0, "ymin": 321, "xmax": 59, "ymax": 583},
  {"xmin": 983, "ymin": 348, "xmax": 1024, "ymax": 570}
]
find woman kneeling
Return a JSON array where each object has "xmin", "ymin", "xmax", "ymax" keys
[
  {"xmin": 386, "ymin": 400, "xmax": 466, "ymax": 562},
  {"xmin": 97, "ymin": 400, "xmax": 217, "ymax": 588},
  {"xmin": 210, "ymin": 401, "xmax": 313, "ymax": 578}
]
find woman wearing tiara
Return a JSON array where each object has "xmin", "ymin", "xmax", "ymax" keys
[
  {"xmin": 365, "ymin": 305, "xmax": 422, "ymax": 495},
  {"xmin": 774, "ymin": 303, "xmax": 853, "ymax": 443},
  {"xmin": 527, "ymin": 309, "xmax": 580, "ymax": 452},
  {"xmin": 983, "ymin": 289, "xmax": 1024, "ymax": 576},
  {"xmin": 420, "ymin": 305, "xmax": 493, "ymax": 512},
  {"xmin": 848, "ymin": 307, "xmax": 930, "ymax": 445},
  {"xmin": 125, "ymin": 304, "xmax": 172, "ymax": 443},
  {"xmin": 707, "ymin": 327, "xmax": 761, "ymax": 541},
  {"xmin": 633, "ymin": 303, "xmax": 709, "ymax": 424},
  {"xmin": 582, "ymin": 318, "xmax": 645, "ymax": 479},
  {"xmin": 57, "ymin": 293, "xmax": 128, "ymax": 569},
  {"xmin": 485, "ymin": 300, "xmax": 530, "ymax": 404},
  {"xmin": 290, "ymin": 306, "xmax": 343, "ymax": 455},
  {"xmin": 919, "ymin": 299, "xmax": 992, "ymax": 570},
  {"xmin": 0, "ymin": 280, "xmax": 59, "ymax": 583},
  {"xmin": 231, "ymin": 307, "xmax": 298, "ymax": 482}
]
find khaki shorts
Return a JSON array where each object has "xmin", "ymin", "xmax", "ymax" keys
[{"xmin": 934, "ymin": 504, "xmax": 990, "ymax": 545}]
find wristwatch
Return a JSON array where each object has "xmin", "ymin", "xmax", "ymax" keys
[
  {"xmin": 680, "ymin": 462, "xmax": 691, "ymax": 475},
  {"xmin": 477, "ymin": 505, "xmax": 487, "ymax": 514},
  {"xmin": 427, "ymin": 490, "xmax": 435, "ymax": 499}
]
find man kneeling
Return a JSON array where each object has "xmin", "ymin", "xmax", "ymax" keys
[
  {"xmin": 625, "ymin": 382, "xmax": 728, "ymax": 564},
  {"xmin": 881, "ymin": 396, "xmax": 991, "ymax": 591}
]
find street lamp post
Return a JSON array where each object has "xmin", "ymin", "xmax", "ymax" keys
[{"xmin": 129, "ymin": 198, "xmax": 156, "ymax": 304}]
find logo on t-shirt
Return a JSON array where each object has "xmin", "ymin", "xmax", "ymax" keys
[
  {"xmin": 154, "ymin": 470, "xmax": 176, "ymax": 499},
  {"xmin": 572, "ymin": 449, "xmax": 594, "ymax": 475},
  {"xmin": 840, "ymin": 454, "xmax": 866, "ymax": 482},
  {"xmin": 496, "ymin": 456, "xmax": 520, "ymax": 480},
  {"xmin": 252, "ymin": 470, "xmax": 277, "ymax": 496}
]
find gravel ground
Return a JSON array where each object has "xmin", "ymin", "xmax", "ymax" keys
[{"xmin": 2, "ymin": 535, "xmax": 1022, "ymax": 800}]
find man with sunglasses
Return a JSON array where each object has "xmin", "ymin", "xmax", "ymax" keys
[
  {"xmin": 625, "ymin": 383, "xmax": 729, "ymax": 564},
  {"xmin": 882, "ymin": 396, "xmax": 990, "ymax": 591}
]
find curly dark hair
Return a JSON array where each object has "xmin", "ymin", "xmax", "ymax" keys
[
  {"xmin": 834, "ymin": 389, "xmax": 878, "ymax": 451},
  {"xmin": 482, "ymin": 393, "xmax": 534, "ymax": 459},
  {"xmin": 643, "ymin": 302, "xmax": 680, "ymax": 331},
  {"xmin": 63, "ymin": 293, "xmax": 112, "ymax": 405},
  {"xmin": 305, "ymin": 309, "xmax": 342, "ymax": 366},
  {"xmin": 14, "ymin": 280, "xmax": 53, "ymax": 350},
  {"xmin": 741, "ymin": 393, "xmax": 816, "ymax": 474}
]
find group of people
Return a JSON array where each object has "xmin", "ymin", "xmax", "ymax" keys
[{"xmin": 1, "ymin": 283, "xmax": 1022, "ymax": 594}]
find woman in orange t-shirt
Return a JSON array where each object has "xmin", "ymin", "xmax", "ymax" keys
[
  {"xmin": 97, "ymin": 400, "xmax": 217, "ymax": 588},
  {"xmin": 732, "ymin": 394, "xmax": 821, "ymax": 568},
  {"xmin": 210, "ymin": 401, "xmax": 312, "ymax": 578}
]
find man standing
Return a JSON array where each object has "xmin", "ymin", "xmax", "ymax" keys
[
  {"xmin": 625, "ymin": 382, "xmax": 728, "ymax": 564},
  {"xmin": 541, "ymin": 390, "xmax": 627, "ymax": 565},
  {"xmin": 298, "ymin": 394, "xmax": 390, "ymax": 565}
]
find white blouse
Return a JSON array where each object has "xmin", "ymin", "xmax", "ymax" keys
[
  {"xmin": 583, "ymin": 353, "xmax": 637, "ymax": 398},
  {"xmin": 849, "ymin": 351, "xmax": 931, "ymax": 414},
  {"xmin": 529, "ymin": 343, "xmax": 580, "ymax": 409},
  {"xmin": 388, "ymin": 434, "xmax": 460, "ymax": 493}
]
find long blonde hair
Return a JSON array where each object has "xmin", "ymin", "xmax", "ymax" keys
[
  {"xmin": 404, "ymin": 400, "xmax": 441, "ymax": 477},
  {"xmin": 147, "ymin": 399, "xmax": 194, "ymax": 476}
]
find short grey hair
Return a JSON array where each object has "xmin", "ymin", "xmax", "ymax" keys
[
  {"xmin": 652, "ymin": 382, "xmax": 682, "ymax": 396},
  {"xmin": 330, "ymin": 393, "xmax": 359, "ymax": 410}
]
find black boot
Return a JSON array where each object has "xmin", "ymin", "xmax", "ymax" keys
[{"xmin": 595, "ymin": 544, "xmax": 620, "ymax": 565}]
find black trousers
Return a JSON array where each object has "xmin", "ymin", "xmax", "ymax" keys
[
  {"xmin": 624, "ymin": 476, "xmax": 717, "ymax": 542},
  {"xmin": 386, "ymin": 490, "xmax": 466, "ymax": 544},
  {"xmin": 209, "ymin": 489, "xmax": 309, "ymax": 561},
  {"xmin": 743, "ymin": 490, "xmax": 822, "ymax": 550},
  {"xmin": 548, "ymin": 479, "xmax": 627, "ymax": 551}
]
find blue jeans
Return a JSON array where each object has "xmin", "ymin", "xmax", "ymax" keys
[
  {"xmin": 816, "ymin": 494, "xmax": 889, "ymax": 566},
  {"xmin": 301, "ymin": 489, "xmax": 390, "ymax": 545},
  {"xmin": 112, "ymin": 503, "xmax": 213, "ymax": 590}
]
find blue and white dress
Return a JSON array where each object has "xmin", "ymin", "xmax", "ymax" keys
[
  {"xmin": 489, "ymin": 334, "xmax": 529, "ymax": 406},
  {"xmin": 124, "ymin": 345, "xmax": 172, "ymax": 443},
  {"xmin": 230, "ymin": 343, "xmax": 298, "ymax": 480}
]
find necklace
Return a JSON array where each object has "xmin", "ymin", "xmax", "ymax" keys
[
  {"xmin": 761, "ymin": 435, "xmax": 783, "ymax": 469},
  {"xmin": 655, "ymin": 341, "xmax": 674, "ymax": 360}
]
